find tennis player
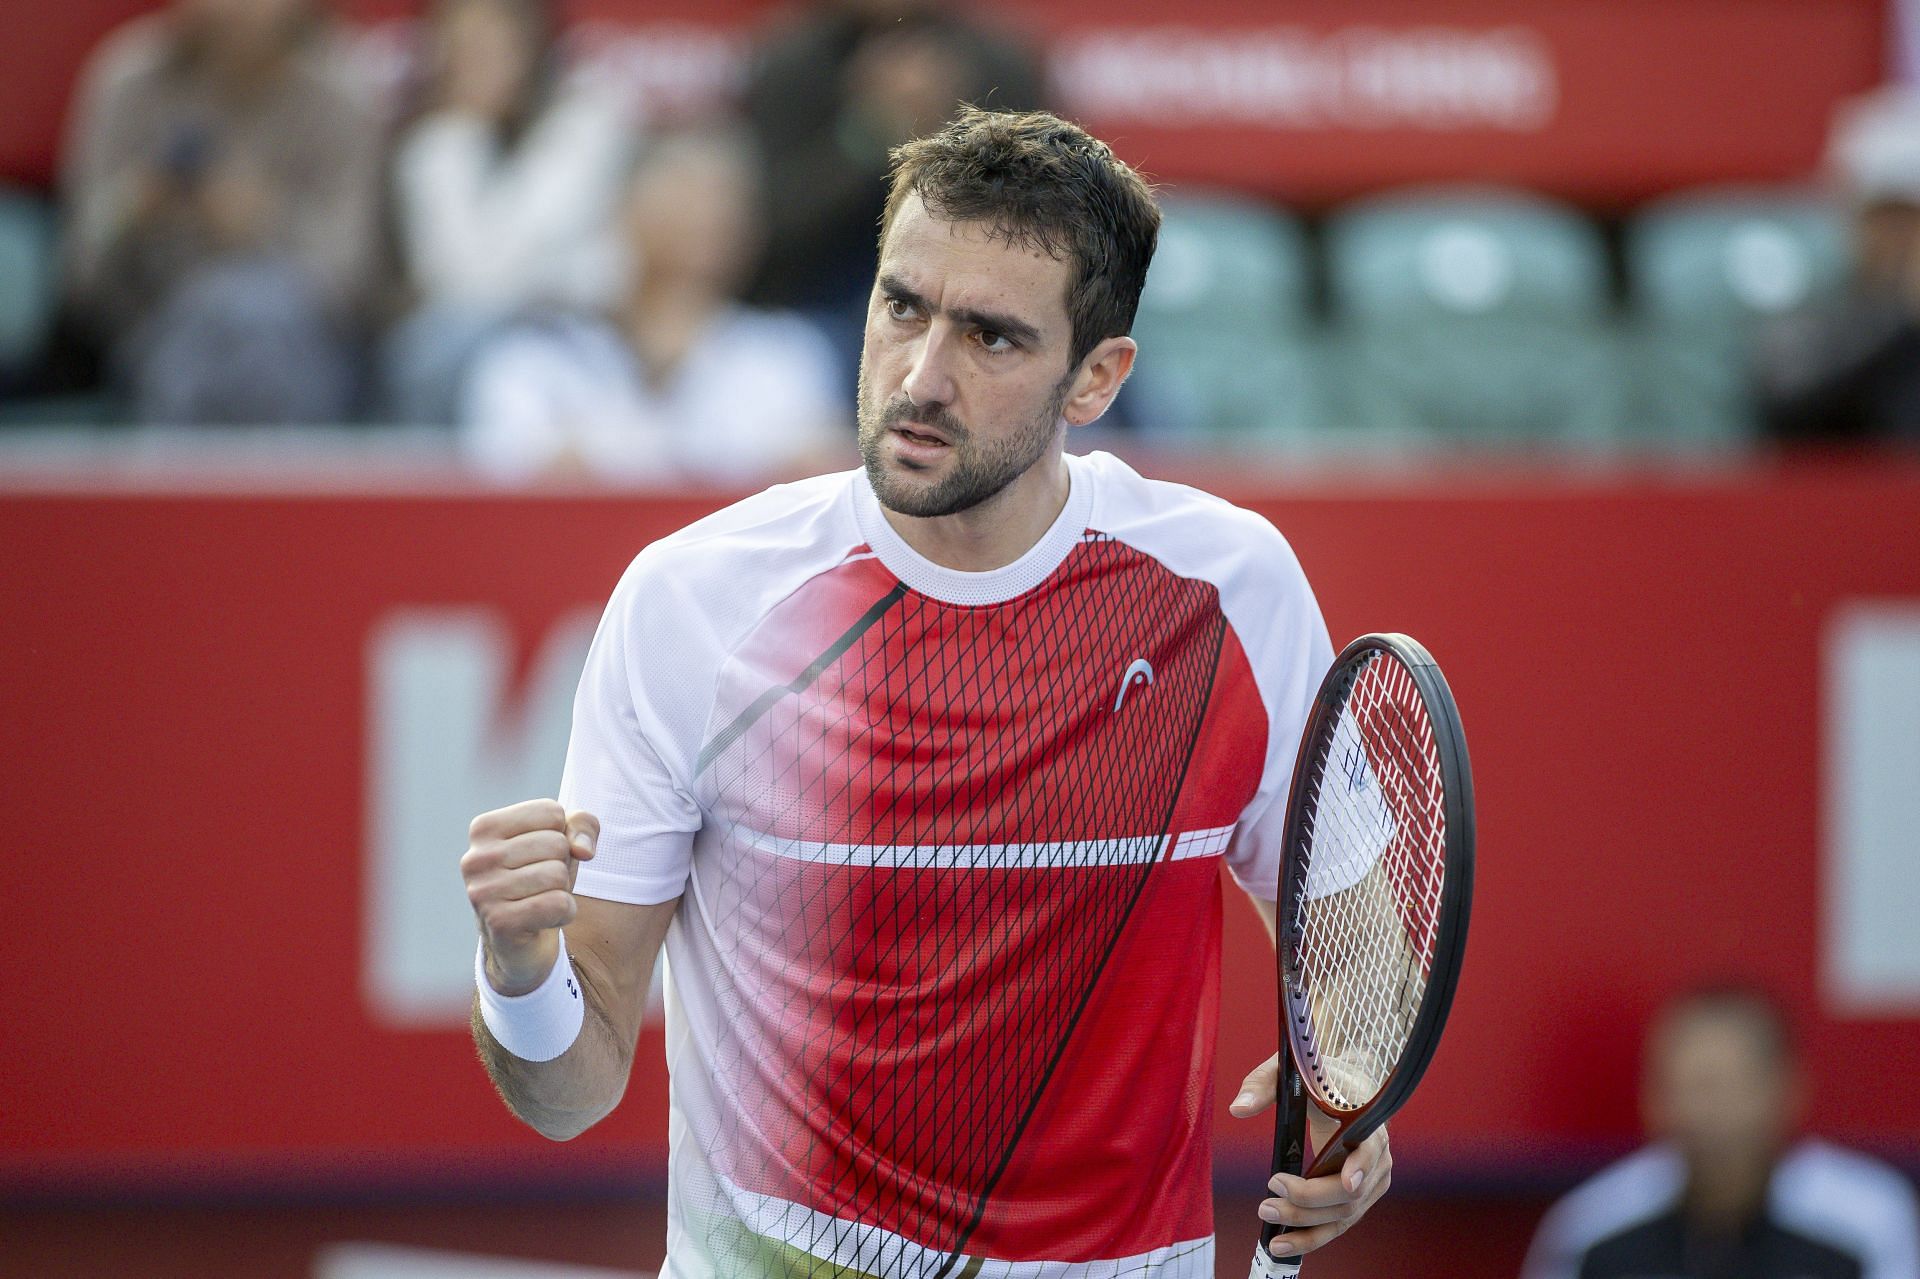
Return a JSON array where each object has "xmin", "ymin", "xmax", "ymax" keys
[{"xmin": 461, "ymin": 106, "xmax": 1392, "ymax": 1277}]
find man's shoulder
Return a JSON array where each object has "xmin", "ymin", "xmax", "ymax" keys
[
  {"xmin": 613, "ymin": 470, "xmax": 860, "ymax": 606},
  {"xmin": 1077, "ymin": 450, "xmax": 1311, "ymax": 602},
  {"xmin": 1772, "ymin": 1139, "xmax": 1920, "ymax": 1261},
  {"xmin": 1525, "ymin": 1145, "xmax": 1685, "ymax": 1278},
  {"xmin": 80, "ymin": 15, "xmax": 175, "ymax": 101}
]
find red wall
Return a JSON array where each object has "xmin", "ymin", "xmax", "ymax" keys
[
  {"xmin": 2, "ymin": 0, "xmax": 1886, "ymax": 204},
  {"xmin": 3, "ymin": 458, "xmax": 1918, "ymax": 1196}
]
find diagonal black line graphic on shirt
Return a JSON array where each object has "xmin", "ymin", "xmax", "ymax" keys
[
  {"xmin": 930, "ymin": 597, "xmax": 1230, "ymax": 1279},
  {"xmin": 694, "ymin": 580, "xmax": 910, "ymax": 778}
]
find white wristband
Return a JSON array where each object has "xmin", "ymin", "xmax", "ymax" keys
[{"xmin": 475, "ymin": 931, "xmax": 585, "ymax": 1062}]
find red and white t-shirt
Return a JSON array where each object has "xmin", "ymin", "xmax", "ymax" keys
[{"xmin": 563, "ymin": 450, "xmax": 1332, "ymax": 1278}]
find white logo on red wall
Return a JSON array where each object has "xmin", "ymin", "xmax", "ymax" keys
[
  {"xmin": 1052, "ymin": 25, "xmax": 1558, "ymax": 131},
  {"xmin": 1825, "ymin": 604, "xmax": 1920, "ymax": 1013},
  {"xmin": 363, "ymin": 609, "xmax": 596, "ymax": 1028}
]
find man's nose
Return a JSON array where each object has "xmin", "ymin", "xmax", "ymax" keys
[{"xmin": 901, "ymin": 325, "xmax": 958, "ymax": 410}]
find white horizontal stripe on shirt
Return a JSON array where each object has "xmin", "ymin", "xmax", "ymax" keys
[{"xmin": 728, "ymin": 824, "xmax": 1237, "ymax": 871}]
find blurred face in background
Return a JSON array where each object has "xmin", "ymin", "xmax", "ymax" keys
[
  {"xmin": 175, "ymin": 0, "xmax": 312, "ymax": 65},
  {"xmin": 1855, "ymin": 200, "xmax": 1920, "ymax": 299},
  {"xmin": 1643, "ymin": 1004, "xmax": 1798, "ymax": 1184},
  {"xmin": 433, "ymin": 0, "xmax": 547, "ymax": 122},
  {"xmin": 624, "ymin": 136, "xmax": 763, "ymax": 297}
]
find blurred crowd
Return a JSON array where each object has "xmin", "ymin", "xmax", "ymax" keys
[{"xmin": 1, "ymin": 0, "xmax": 1919, "ymax": 480}]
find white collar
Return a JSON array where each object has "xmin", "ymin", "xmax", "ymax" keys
[{"xmin": 850, "ymin": 453, "xmax": 1094, "ymax": 606}]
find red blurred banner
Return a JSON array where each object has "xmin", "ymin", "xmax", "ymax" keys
[
  {"xmin": 2, "ymin": 458, "xmax": 1918, "ymax": 1196},
  {"xmin": 0, "ymin": 0, "xmax": 1885, "ymax": 203}
]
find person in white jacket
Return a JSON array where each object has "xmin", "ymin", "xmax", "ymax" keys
[
  {"xmin": 458, "ymin": 125, "xmax": 849, "ymax": 485},
  {"xmin": 383, "ymin": 0, "xmax": 635, "ymax": 424},
  {"xmin": 1523, "ymin": 987, "xmax": 1919, "ymax": 1279}
]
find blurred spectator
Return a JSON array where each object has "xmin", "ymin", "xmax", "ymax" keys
[
  {"xmin": 742, "ymin": 0, "xmax": 1042, "ymax": 367},
  {"xmin": 1758, "ymin": 89, "xmax": 1920, "ymax": 447},
  {"xmin": 382, "ymin": 0, "xmax": 635, "ymax": 426},
  {"xmin": 1897, "ymin": 0, "xmax": 1919, "ymax": 86},
  {"xmin": 61, "ymin": 0, "xmax": 380, "ymax": 425},
  {"xmin": 1523, "ymin": 987, "xmax": 1919, "ymax": 1279},
  {"xmin": 460, "ymin": 127, "xmax": 847, "ymax": 483}
]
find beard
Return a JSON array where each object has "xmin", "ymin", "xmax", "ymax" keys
[{"xmin": 856, "ymin": 366, "xmax": 1073, "ymax": 519}]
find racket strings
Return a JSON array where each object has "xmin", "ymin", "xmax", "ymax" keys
[{"xmin": 1291, "ymin": 653, "xmax": 1447, "ymax": 1111}]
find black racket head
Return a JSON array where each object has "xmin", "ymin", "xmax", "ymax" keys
[{"xmin": 1275, "ymin": 633, "xmax": 1474, "ymax": 1144}]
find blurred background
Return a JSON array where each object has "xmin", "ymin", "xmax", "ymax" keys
[{"xmin": 3, "ymin": 0, "xmax": 1919, "ymax": 1276}]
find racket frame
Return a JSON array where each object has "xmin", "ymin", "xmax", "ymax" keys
[{"xmin": 1254, "ymin": 633, "xmax": 1474, "ymax": 1274}]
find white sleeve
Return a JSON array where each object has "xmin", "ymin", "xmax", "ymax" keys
[
  {"xmin": 391, "ymin": 115, "xmax": 497, "ymax": 301},
  {"xmin": 1773, "ymin": 1142, "xmax": 1920, "ymax": 1279},
  {"xmin": 1520, "ymin": 1147, "xmax": 1684, "ymax": 1279},
  {"xmin": 393, "ymin": 93, "xmax": 633, "ymax": 307},
  {"xmin": 769, "ymin": 314, "xmax": 852, "ymax": 462},
  {"xmin": 561, "ymin": 555, "xmax": 703, "ymax": 905},
  {"xmin": 458, "ymin": 331, "xmax": 573, "ymax": 482},
  {"xmin": 1222, "ymin": 537, "xmax": 1334, "ymax": 899}
]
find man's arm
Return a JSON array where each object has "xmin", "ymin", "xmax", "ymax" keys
[
  {"xmin": 463, "ymin": 799, "xmax": 679, "ymax": 1140},
  {"xmin": 1231, "ymin": 892, "xmax": 1395, "ymax": 1260}
]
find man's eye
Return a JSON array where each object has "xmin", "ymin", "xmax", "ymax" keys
[
  {"xmin": 978, "ymin": 331, "xmax": 1013, "ymax": 352},
  {"xmin": 886, "ymin": 298, "xmax": 915, "ymax": 321}
]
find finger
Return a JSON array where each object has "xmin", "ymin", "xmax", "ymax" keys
[
  {"xmin": 566, "ymin": 809, "xmax": 599, "ymax": 861},
  {"xmin": 478, "ymin": 858, "xmax": 574, "ymax": 901},
  {"xmin": 1229, "ymin": 1054, "xmax": 1280, "ymax": 1117},
  {"xmin": 470, "ymin": 798, "xmax": 567, "ymax": 842},
  {"xmin": 497, "ymin": 828, "xmax": 572, "ymax": 870},
  {"xmin": 1268, "ymin": 1166, "xmax": 1360, "ymax": 1211},
  {"xmin": 1341, "ymin": 1125, "xmax": 1392, "ymax": 1199},
  {"xmin": 1260, "ymin": 1216, "xmax": 1352, "ymax": 1261},
  {"xmin": 479, "ymin": 888, "xmax": 578, "ymax": 937},
  {"xmin": 1256, "ymin": 1192, "xmax": 1362, "ymax": 1231}
]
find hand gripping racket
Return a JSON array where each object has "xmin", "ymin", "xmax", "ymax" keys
[{"xmin": 1251, "ymin": 634, "xmax": 1475, "ymax": 1277}]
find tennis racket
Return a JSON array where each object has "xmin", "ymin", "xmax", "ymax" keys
[{"xmin": 1251, "ymin": 633, "xmax": 1475, "ymax": 1278}]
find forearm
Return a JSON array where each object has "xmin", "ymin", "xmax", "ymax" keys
[{"xmin": 470, "ymin": 937, "xmax": 636, "ymax": 1140}]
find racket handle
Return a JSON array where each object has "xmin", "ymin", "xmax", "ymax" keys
[{"xmin": 1248, "ymin": 1245, "xmax": 1303, "ymax": 1279}]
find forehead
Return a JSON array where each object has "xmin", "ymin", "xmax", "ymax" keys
[{"xmin": 878, "ymin": 194, "xmax": 1073, "ymax": 332}]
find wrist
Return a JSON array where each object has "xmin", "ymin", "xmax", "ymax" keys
[
  {"xmin": 482, "ymin": 930, "xmax": 558, "ymax": 997},
  {"xmin": 475, "ymin": 930, "xmax": 585, "ymax": 1062}
]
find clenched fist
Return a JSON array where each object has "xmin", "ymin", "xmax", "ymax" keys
[{"xmin": 462, "ymin": 799, "xmax": 599, "ymax": 996}]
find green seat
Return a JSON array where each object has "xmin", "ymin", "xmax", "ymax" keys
[
  {"xmin": 1326, "ymin": 188, "xmax": 1624, "ymax": 447},
  {"xmin": 1624, "ymin": 188, "xmax": 1850, "ymax": 448},
  {"xmin": 1129, "ymin": 192, "xmax": 1329, "ymax": 440},
  {"xmin": 0, "ymin": 186, "xmax": 57, "ymax": 379}
]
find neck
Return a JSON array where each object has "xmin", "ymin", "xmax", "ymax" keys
[
  {"xmin": 1684, "ymin": 1156, "xmax": 1773, "ymax": 1234},
  {"xmin": 622, "ymin": 281, "xmax": 721, "ymax": 378},
  {"xmin": 878, "ymin": 446, "xmax": 1071, "ymax": 572}
]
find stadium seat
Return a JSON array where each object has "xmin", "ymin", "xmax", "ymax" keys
[
  {"xmin": 1624, "ymin": 188, "xmax": 1850, "ymax": 447},
  {"xmin": 1325, "ymin": 187, "xmax": 1627, "ymax": 448},
  {"xmin": 1127, "ymin": 191, "xmax": 1332, "ymax": 442},
  {"xmin": 0, "ymin": 185, "xmax": 57, "ymax": 381}
]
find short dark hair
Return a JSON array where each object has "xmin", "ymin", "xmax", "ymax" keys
[{"xmin": 881, "ymin": 106, "xmax": 1161, "ymax": 369}]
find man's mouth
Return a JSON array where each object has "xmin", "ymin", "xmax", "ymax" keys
[{"xmin": 891, "ymin": 424, "xmax": 951, "ymax": 447}]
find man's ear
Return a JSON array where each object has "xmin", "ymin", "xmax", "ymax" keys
[{"xmin": 1062, "ymin": 335, "xmax": 1138, "ymax": 427}]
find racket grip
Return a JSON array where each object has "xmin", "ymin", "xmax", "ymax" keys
[{"xmin": 1248, "ymin": 1245, "xmax": 1303, "ymax": 1279}]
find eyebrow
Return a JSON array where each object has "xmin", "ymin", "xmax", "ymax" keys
[{"xmin": 877, "ymin": 272, "xmax": 1044, "ymax": 348}]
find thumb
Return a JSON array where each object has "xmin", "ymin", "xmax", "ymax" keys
[
  {"xmin": 566, "ymin": 809, "xmax": 599, "ymax": 861},
  {"xmin": 1230, "ymin": 1053, "xmax": 1281, "ymax": 1118},
  {"xmin": 566, "ymin": 810, "xmax": 599, "ymax": 892}
]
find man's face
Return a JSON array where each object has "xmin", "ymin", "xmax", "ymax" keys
[
  {"xmin": 625, "ymin": 146, "xmax": 759, "ymax": 293},
  {"xmin": 1644, "ymin": 1012, "xmax": 1794, "ymax": 1171},
  {"xmin": 857, "ymin": 193, "xmax": 1078, "ymax": 519},
  {"xmin": 1855, "ymin": 200, "xmax": 1920, "ymax": 295}
]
